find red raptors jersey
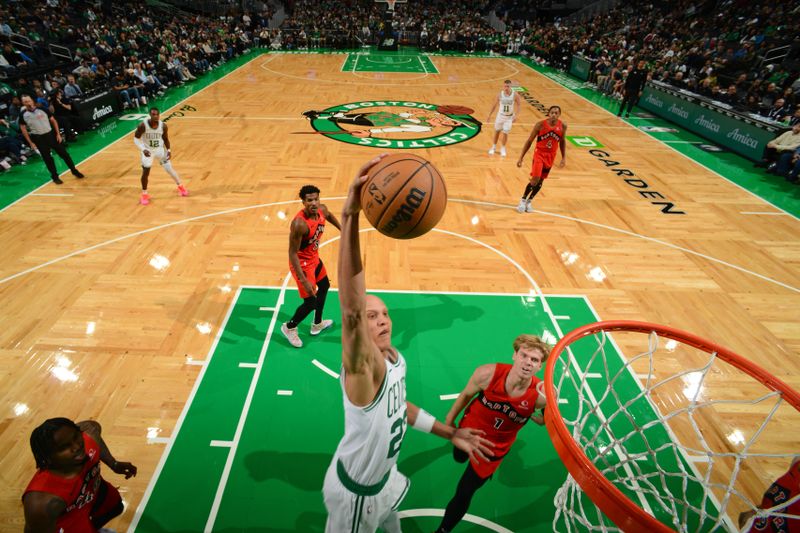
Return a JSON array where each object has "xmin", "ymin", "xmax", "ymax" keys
[
  {"xmin": 459, "ymin": 364, "xmax": 541, "ymax": 477},
  {"xmin": 294, "ymin": 208, "xmax": 326, "ymax": 263},
  {"xmin": 536, "ymin": 119, "xmax": 563, "ymax": 155},
  {"xmin": 750, "ymin": 460, "xmax": 800, "ymax": 532},
  {"xmin": 24, "ymin": 433, "xmax": 103, "ymax": 532}
]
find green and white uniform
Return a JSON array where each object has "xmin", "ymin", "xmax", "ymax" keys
[
  {"xmin": 323, "ymin": 352, "xmax": 411, "ymax": 533},
  {"xmin": 494, "ymin": 90, "xmax": 516, "ymax": 133},
  {"xmin": 140, "ymin": 119, "xmax": 168, "ymax": 167}
]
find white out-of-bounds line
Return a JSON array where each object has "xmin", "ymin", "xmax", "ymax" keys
[
  {"xmin": 397, "ymin": 508, "xmax": 512, "ymax": 533},
  {"xmin": 740, "ymin": 211, "xmax": 789, "ymax": 216},
  {"xmin": 204, "ymin": 286, "xmax": 286, "ymax": 532},
  {"xmin": 584, "ymin": 372, "xmax": 602, "ymax": 379},
  {"xmin": 238, "ymin": 362, "xmax": 257, "ymax": 368},
  {"xmin": 513, "ymin": 57, "xmax": 798, "ymax": 221},
  {"xmin": 259, "ymin": 306, "xmax": 275, "ymax": 311},
  {"xmin": 3, "ymin": 54, "xmax": 263, "ymax": 218},
  {"xmin": 277, "ymin": 390, "xmax": 293, "ymax": 396},
  {"xmin": 127, "ymin": 286, "xmax": 244, "ymax": 533},
  {"xmin": 186, "ymin": 359, "xmax": 205, "ymax": 366},
  {"xmin": 558, "ymin": 398, "xmax": 569, "ymax": 404},
  {"xmin": 210, "ymin": 440, "xmax": 233, "ymax": 448},
  {"xmin": 554, "ymin": 315, "xmax": 571, "ymax": 320},
  {"xmin": 439, "ymin": 393, "xmax": 459, "ymax": 401},
  {"xmin": 147, "ymin": 437, "xmax": 171, "ymax": 445},
  {"xmin": 313, "ymin": 359, "xmax": 340, "ymax": 379}
]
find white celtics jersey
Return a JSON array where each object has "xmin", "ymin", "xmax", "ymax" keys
[
  {"xmin": 499, "ymin": 90, "xmax": 516, "ymax": 116},
  {"xmin": 333, "ymin": 352, "xmax": 407, "ymax": 486},
  {"xmin": 142, "ymin": 120, "xmax": 164, "ymax": 150}
]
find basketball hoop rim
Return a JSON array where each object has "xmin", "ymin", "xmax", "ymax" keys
[{"xmin": 543, "ymin": 320, "xmax": 800, "ymax": 533}]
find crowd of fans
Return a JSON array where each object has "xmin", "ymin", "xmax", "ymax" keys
[
  {"xmin": 276, "ymin": 0, "xmax": 799, "ymax": 122},
  {"xmin": 2, "ymin": 0, "xmax": 799, "ymax": 175},
  {"xmin": 0, "ymin": 0, "xmax": 273, "ymax": 172}
]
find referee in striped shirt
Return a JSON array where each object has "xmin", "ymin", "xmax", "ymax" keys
[{"xmin": 19, "ymin": 94, "xmax": 84, "ymax": 185}]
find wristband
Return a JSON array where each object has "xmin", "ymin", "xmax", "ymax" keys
[
  {"xmin": 134, "ymin": 137, "xmax": 146, "ymax": 151},
  {"xmin": 412, "ymin": 408, "xmax": 435, "ymax": 433}
]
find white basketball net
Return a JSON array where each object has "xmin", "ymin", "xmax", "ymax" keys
[{"xmin": 549, "ymin": 327, "xmax": 800, "ymax": 532}]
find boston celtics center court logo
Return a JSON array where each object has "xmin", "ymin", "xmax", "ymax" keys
[{"xmin": 299, "ymin": 101, "xmax": 481, "ymax": 149}]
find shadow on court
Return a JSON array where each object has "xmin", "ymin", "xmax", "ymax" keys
[
  {"xmin": 387, "ymin": 294, "xmax": 485, "ymax": 351},
  {"xmin": 244, "ymin": 450, "xmax": 330, "ymax": 491}
]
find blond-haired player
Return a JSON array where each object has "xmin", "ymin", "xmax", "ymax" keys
[{"xmin": 487, "ymin": 80, "xmax": 521, "ymax": 157}]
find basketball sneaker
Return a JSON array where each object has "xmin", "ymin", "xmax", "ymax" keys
[
  {"xmin": 488, "ymin": 146, "xmax": 495, "ymax": 155},
  {"xmin": 140, "ymin": 192, "xmax": 150, "ymax": 205},
  {"xmin": 281, "ymin": 323, "xmax": 303, "ymax": 348},
  {"xmin": 500, "ymin": 146, "xmax": 507, "ymax": 157},
  {"xmin": 516, "ymin": 198, "xmax": 526, "ymax": 213},
  {"xmin": 310, "ymin": 319, "xmax": 333, "ymax": 336},
  {"xmin": 177, "ymin": 184, "xmax": 189, "ymax": 197},
  {"xmin": 525, "ymin": 200, "xmax": 534, "ymax": 213}
]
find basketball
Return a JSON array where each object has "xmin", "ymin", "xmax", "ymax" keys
[{"xmin": 360, "ymin": 154, "xmax": 447, "ymax": 239}]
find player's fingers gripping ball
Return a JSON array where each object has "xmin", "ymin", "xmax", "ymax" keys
[{"xmin": 360, "ymin": 153, "xmax": 447, "ymax": 239}]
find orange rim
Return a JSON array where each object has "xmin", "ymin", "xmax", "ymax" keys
[{"xmin": 544, "ymin": 320, "xmax": 800, "ymax": 533}]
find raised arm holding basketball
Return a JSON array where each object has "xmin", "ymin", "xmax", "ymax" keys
[{"xmin": 322, "ymin": 156, "xmax": 494, "ymax": 533}]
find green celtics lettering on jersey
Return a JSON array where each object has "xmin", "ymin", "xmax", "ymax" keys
[
  {"xmin": 143, "ymin": 120, "xmax": 164, "ymax": 150},
  {"xmin": 331, "ymin": 353, "xmax": 408, "ymax": 486},
  {"xmin": 386, "ymin": 376, "xmax": 407, "ymax": 459}
]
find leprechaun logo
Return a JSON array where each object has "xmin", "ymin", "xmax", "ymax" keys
[{"xmin": 298, "ymin": 101, "xmax": 481, "ymax": 149}]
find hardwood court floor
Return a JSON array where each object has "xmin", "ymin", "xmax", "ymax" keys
[{"xmin": 0, "ymin": 51, "xmax": 798, "ymax": 531}]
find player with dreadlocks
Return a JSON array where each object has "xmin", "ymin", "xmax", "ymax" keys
[{"xmin": 23, "ymin": 417, "xmax": 137, "ymax": 532}]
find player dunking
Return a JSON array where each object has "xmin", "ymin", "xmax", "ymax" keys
[
  {"xmin": 323, "ymin": 155, "xmax": 494, "ymax": 532},
  {"xmin": 435, "ymin": 335, "xmax": 549, "ymax": 533},
  {"xmin": 487, "ymin": 80, "xmax": 521, "ymax": 157},
  {"xmin": 133, "ymin": 107, "xmax": 188, "ymax": 205},
  {"xmin": 515, "ymin": 105, "xmax": 567, "ymax": 213},
  {"xmin": 280, "ymin": 185, "xmax": 341, "ymax": 348}
]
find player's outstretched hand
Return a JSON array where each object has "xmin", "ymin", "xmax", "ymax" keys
[
  {"xmin": 451, "ymin": 427, "xmax": 495, "ymax": 463},
  {"xmin": 342, "ymin": 154, "xmax": 387, "ymax": 216},
  {"xmin": 111, "ymin": 460, "xmax": 138, "ymax": 479},
  {"xmin": 516, "ymin": 159, "xmax": 523, "ymax": 168},
  {"xmin": 559, "ymin": 158, "xmax": 566, "ymax": 168}
]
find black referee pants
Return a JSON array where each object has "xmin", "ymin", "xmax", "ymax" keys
[{"xmin": 31, "ymin": 131, "xmax": 79, "ymax": 181}]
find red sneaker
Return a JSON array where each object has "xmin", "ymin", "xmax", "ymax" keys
[
  {"xmin": 177, "ymin": 184, "xmax": 189, "ymax": 197},
  {"xmin": 140, "ymin": 193, "xmax": 150, "ymax": 205}
]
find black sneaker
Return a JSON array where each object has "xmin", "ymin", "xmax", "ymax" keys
[
  {"xmin": 72, "ymin": 170, "xmax": 85, "ymax": 178},
  {"xmin": 52, "ymin": 176, "xmax": 64, "ymax": 184}
]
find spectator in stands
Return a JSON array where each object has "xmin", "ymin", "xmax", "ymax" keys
[
  {"xmin": 790, "ymin": 108, "xmax": 800, "ymax": 127},
  {"xmin": 760, "ymin": 83, "xmax": 781, "ymax": 110},
  {"xmin": 765, "ymin": 98, "xmax": 791, "ymax": 122},
  {"xmin": 63, "ymin": 75, "xmax": 82, "ymax": 100},
  {"xmin": 112, "ymin": 71, "xmax": 143, "ymax": 109},
  {"xmin": 0, "ymin": 118, "xmax": 28, "ymax": 166},
  {"xmin": 51, "ymin": 89, "xmax": 78, "ymax": 139},
  {"xmin": 755, "ymin": 123, "xmax": 800, "ymax": 169},
  {"xmin": 8, "ymin": 95, "xmax": 22, "ymax": 123},
  {"xmin": 785, "ymin": 147, "xmax": 800, "ymax": 183},
  {"xmin": 716, "ymin": 84, "xmax": 739, "ymax": 106}
]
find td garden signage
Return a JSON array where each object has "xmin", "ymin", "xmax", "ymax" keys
[{"xmin": 299, "ymin": 101, "xmax": 481, "ymax": 149}]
